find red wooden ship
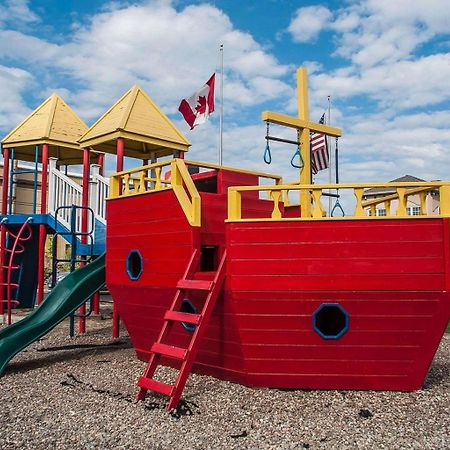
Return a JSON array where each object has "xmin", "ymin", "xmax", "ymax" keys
[{"xmin": 102, "ymin": 68, "xmax": 450, "ymax": 409}]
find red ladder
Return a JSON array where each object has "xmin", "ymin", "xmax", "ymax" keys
[
  {"xmin": 0, "ymin": 218, "xmax": 33, "ymax": 325},
  {"xmin": 137, "ymin": 249, "xmax": 227, "ymax": 410}
]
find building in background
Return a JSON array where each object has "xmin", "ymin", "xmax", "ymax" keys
[{"xmin": 362, "ymin": 175, "xmax": 441, "ymax": 217}]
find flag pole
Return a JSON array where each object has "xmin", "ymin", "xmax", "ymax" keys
[{"xmin": 219, "ymin": 43, "xmax": 224, "ymax": 166}]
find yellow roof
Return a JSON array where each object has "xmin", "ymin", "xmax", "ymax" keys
[
  {"xmin": 1, "ymin": 93, "xmax": 90, "ymax": 165},
  {"xmin": 78, "ymin": 84, "xmax": 191, "ymax": 158}
]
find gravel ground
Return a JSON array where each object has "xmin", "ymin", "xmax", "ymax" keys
[{"xmin": 1, "ymin": 303, "xmax": 449, "ymax": 450}]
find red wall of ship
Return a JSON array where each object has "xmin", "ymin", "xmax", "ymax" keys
[
  {"xmin": 106, "ymin": 181, "xmax": 450, "ymax": 391},
  {"xmin": 226, "ymin": 218, "xmax": 450, "ymax": 390}
]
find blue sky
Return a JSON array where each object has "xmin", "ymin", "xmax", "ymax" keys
[{"xmin": 1, "ymin": 0, "xmax": 450, "ymax": 184}]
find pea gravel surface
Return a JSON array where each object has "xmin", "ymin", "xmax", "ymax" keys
[{"xmin": 1, "ymin": 304, "xmax": 449, "ymax": 450}]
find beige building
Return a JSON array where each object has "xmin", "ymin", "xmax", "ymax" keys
[{"xmin": 362, "ymin": 175, "xmax": 441, "ymax": 216}]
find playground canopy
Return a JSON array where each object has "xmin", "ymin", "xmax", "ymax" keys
[{"xmin": 78, "ymin": 85, "xmax": 191, "ymax": 159}]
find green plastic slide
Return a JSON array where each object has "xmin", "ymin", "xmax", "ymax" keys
[{"xmin": 0, "ymin": 252, "xmax": 106, "ymax": 377}]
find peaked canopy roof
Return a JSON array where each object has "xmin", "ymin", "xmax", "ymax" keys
[
  {"xmin": 78, "ymin": 84, "xmax": 191, "ymax": 158},
  {"xmin": 1, "ymin": 93, "xmax": 94, "ymax": 165}
]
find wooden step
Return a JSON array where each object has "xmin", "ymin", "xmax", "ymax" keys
[
  {"xmin": 177, "ymin": 279, "xmax": 213, "ymax": 291},
  {"xmin": 164, "ymin": 310, "xmax": 201, "ymax": 325},
  {"xmin": 138, "ymin": 377, "xmax": 173, "ymax": 396},
  {"xmin": 151, "ymin": 342, "xmax": 187, "ymax": 360}
]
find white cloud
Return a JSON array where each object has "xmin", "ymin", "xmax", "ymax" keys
[
  {"xmin": 311, "ymin": 53, "xmax": 450, "ymax": 110},
  {"xmin": 0, "ymin": 1, "xmax": 290, "ymax": 124},
  {"xmin": 0, "ymin": 0, "xmax": 39, "ymax": 27},
  {"xmin": 288, "ymin": 6, "xmax": 332, "ymax": 43},
  {"xmin": 0, "ymin": 65, "xmax": 33, "ymax": 130},
  {"xmin": 332, "ymin": 0, "xmax": 450, "ymax": 68}
]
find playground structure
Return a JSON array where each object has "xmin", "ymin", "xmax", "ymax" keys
[
  {"xmin": 0, "ymin": 68, "xmax": 449, "ymax": 411},
  {"xmin": 0, "ymin": 93, "xmax": 108, "ymax": 332}
]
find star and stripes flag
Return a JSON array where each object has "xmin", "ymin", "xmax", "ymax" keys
[
  {"xmin": 178, "ymin": 74, "xmax": 215, "ymax": 129},
  {"xmin": 310, "ymin": 113, "xmax": 329, "ymax": 175}
]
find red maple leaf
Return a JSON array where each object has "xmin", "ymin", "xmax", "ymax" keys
[{"xmin": 195, "ymin": 96, "xmax": 207, "ymax": 114}]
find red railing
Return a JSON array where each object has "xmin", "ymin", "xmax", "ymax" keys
[{"xmin": 0, "ymin": 218, "xmax": 33, "ymax": 325}]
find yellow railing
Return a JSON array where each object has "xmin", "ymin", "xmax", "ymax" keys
[
  {"xmin": 361, "ymin": 186, "xmax": 434, "ymax": 216},
  {"xmin": 227, "ymin": 181, "xmax": 450, "ymax": 221},
  {"xmin": 109, "ymin": 159, "xmax": 201, "ymax": 226},
  {"xmin": 108, "ymin": 158, "xmax": 282, "ymax": 227}
]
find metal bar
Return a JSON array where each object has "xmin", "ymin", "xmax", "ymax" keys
[
  {"xmin": 321, "ymin": 192, "xmax": 340, "ymax": 198},
  {"xmin": 265, "ymin": 135, "xmax": 300, "ymax": 146}
]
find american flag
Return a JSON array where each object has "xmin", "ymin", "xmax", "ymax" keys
[{"xmin": 311, "ymin": 113, "xmax": 329, "ymax": 175}]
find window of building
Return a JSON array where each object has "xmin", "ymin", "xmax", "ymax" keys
[
  {"xmin": 376, "ymin": 208, "xmax": 386, "ymax": 216},
  {"xmin": 407, "ymin": 206, "xmax": 421, "ymax": 216}
]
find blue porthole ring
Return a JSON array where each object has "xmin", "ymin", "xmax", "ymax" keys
[
  {"xmin": 313, "ymin": 303, "xmax": 349, "ymax": 340},
  {"xmin": 126, "ymin": 249, "xmax": 143, "ymax": 281},
  {"xmin": 180, "ymin": 299, "xmax": 198, "ymax": 333}
]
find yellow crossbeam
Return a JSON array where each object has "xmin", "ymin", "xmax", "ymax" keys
[{"xmin": 261, "ymin": 111, "xmax": 342, "ymax": 138}]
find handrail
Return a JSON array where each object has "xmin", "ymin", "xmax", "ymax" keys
[
  {"xmin": 48, "ymin": 158, "xmax": 109, "ymax": 230},
  {"xmin": 362, "ymin": 185, "xmax": 433, "ymax": 207},
  {"xmin": 90, "ymin": 167, "xmax": 109, "ymax": 225},
  {"xmin": 227, "ymin": 181, "xmax": 450, "ymax": 221},
  {"xmin": 108, "ymin": 158, "xmax": 201, "ymax": 226},
  {"xmin": 170, "ymin": 159, "xmax": 201, "ymax": 226},
  {"xmin": 48, "ymin": 160, "xmax": 83, "ymax": 233}
]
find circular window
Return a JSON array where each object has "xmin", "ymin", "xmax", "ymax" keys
[
  {"xmin": 126, "ymin": 250, "xmax": 143, "ymax": 280},
  {"xmin": 313, "ymin": 303, "xmax": 349, "ymax": 340},
  {"xmin": 180, "ymin": 299, "xmax": 197, "ymax": 332}
]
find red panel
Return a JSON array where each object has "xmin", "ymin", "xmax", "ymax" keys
[
  {"xmin": 226, "ymin": 218, "xmax": 450, "ymax": 391},
  {"xmin": 106, "ymin": 184, "xmax": 449, "ymax": 393}
]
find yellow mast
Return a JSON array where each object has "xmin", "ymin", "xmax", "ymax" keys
[{"xmin": 262, "ymin": 67, "xmax": 342, "ymax": 215}]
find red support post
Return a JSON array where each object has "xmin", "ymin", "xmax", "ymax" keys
[
  {"xmin": 93, "ymin": 153, "xmax": 105, "ymax": 316},
  {"xmin": 97, "ymin": 153, "xmax": 105, "ymax": 177},
  {"xmin": 112, "ymin": 138, "xmax": 124, "ymax": 338},
  {"xmin": 37, "ymin": 144, "xmax": 48, "ymax": 305},
  {"xmin": 93, "ymin": 291, "xmax": 100, "ymax": 315},
  {"xmin": 117, "ymin": 138, "xmax": 124, "ymax": 172},
  {"xmin": 78, "ymin": 147, "xmax": 90, "ymax": 334},
  {"xmin": 1, "ymin": 147, "xmax": 9, "ymax": 215},
  {"xmin": 0, "ymin": 147, "xmax": 10, "ymax": 316}
]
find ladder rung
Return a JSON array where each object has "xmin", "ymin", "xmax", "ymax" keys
[
  {"xmin": 177, "ymin": 279, "xmax": 213, "ymax": 291},
  {"xmin": 164, "ymin": 310, "xmax": 201, "ymax": 325},
  {"xmin": 151, "ymin": 342, "xmax": 187, "ymax": 360},
  {"xmin": 138, "ymin": 377, "xmax": 173, "ymax": 396}
]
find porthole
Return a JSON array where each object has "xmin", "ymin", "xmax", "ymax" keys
[
  {"xmin": 126, "ymin": 250, "xmax": 143, "ymax": 281},
  {"xmin": 180, "ymin": 299, "xmax": 197, "ymax": 333},
  {"xmin": 313, "ymin": 303, "xmax": 349, "ymax": 340}
]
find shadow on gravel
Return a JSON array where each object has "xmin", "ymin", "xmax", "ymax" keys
[
  {"xmin": 423, "ymin": 361, "xmax": 449, "ymax": 389},
  {"xmin": 60, "ymin": 373, "xmax": 201, "ymax": 419},
  {"xmin": 4, "ymin": 340, "xmax": 132, "ymax": 375}
]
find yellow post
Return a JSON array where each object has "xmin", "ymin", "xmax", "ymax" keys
[
  {"xmin": 440, "ymin": 185, "xmax": 450, "ymax": 216},
  {"xmin": 228, "ymin": 188, "xmax": 242, "ymax": 221},
  {"xmin": 297, "ymin": 68, "xmax": 312, "ymax": 216}
]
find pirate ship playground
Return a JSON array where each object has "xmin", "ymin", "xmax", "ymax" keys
[{"xmin": 0, "ymin": 68, "xmax": 449, "ymax": 411}]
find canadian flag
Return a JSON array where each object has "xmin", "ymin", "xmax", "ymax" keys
[{"xmin": 178, "ymin": 74, "xmax": 215, "ymax": 129}]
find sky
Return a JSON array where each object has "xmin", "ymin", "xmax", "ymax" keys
[{"xmin": 1, "ymin": 0, "xmax": 450, "ymax": 184}]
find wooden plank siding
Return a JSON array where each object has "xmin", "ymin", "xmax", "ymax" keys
[
  {"xmin": 106, "ymin": 167, "xmax": 450, "ymax": 392},
  {"xmin": 226, "ymin": 218, "xmax": 450, "ymax": 390},
  {"xmin": 106, "ymin": 190, "xmax": 198, "ymax": 362}
]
